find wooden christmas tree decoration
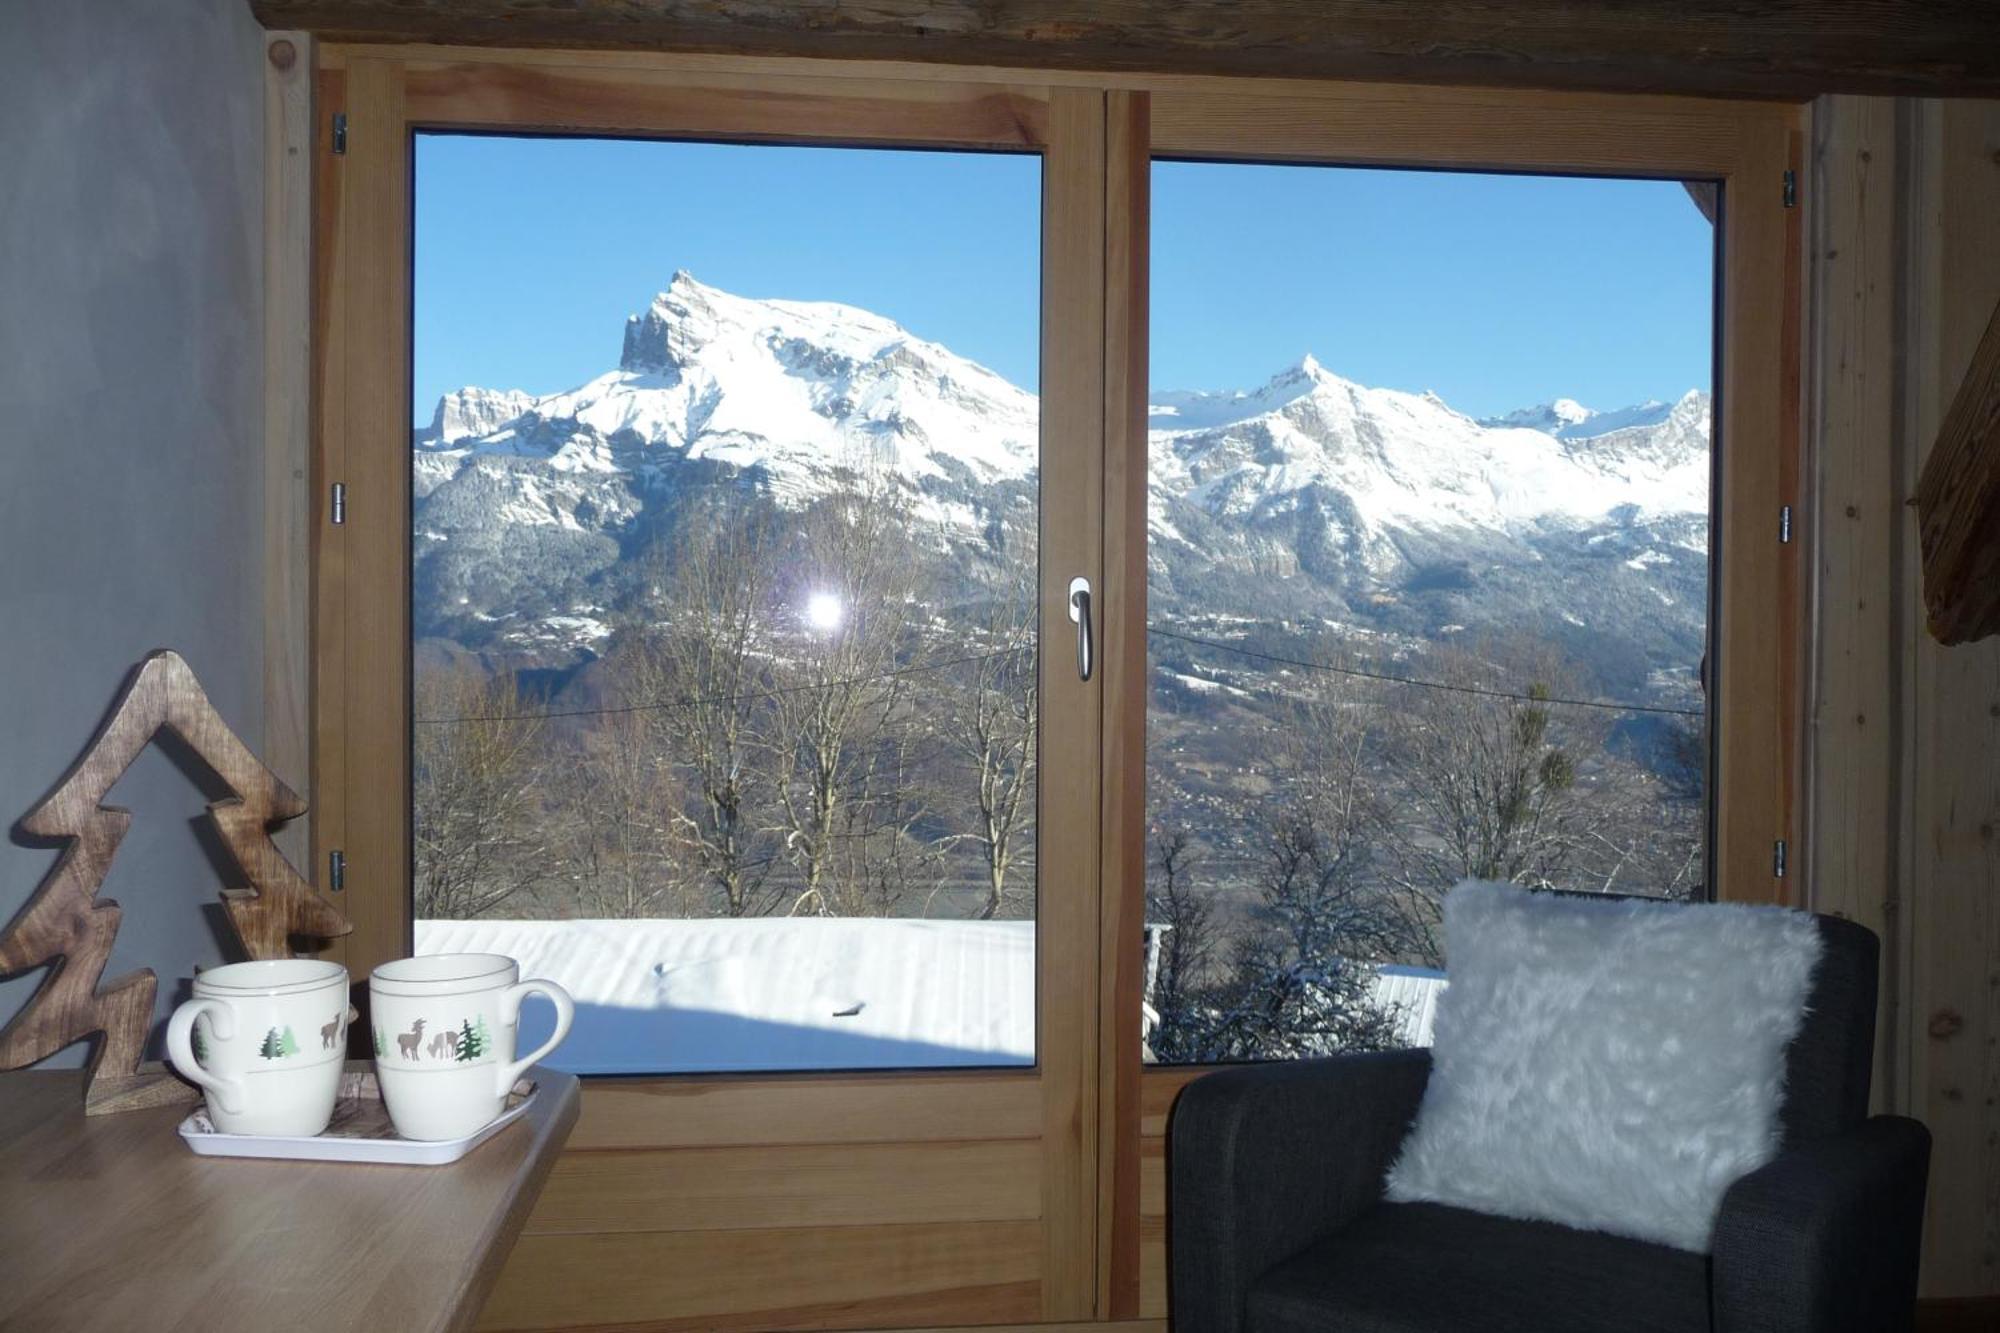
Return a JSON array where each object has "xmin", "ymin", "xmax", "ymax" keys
[{"xmin": 0, "ymin": 650, "xmax": 352, "ymax": 1113}]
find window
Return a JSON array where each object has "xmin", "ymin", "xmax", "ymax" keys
[
  {"xmin": 1140, "ymin": 163, "xmax": 1718, "ymax": 1065},
  {"xmin": 313, "ymin": 56, "xmax": 1797, "ymax": 1327},
  {"xmin": 410, "ymin": 133, "xmax": 1043, "ymax": 1074}
]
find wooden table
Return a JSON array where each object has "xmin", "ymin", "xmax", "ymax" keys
[{"xmin": 0, "ymin": 1067, "xmax": 579, "ymax": 1332}]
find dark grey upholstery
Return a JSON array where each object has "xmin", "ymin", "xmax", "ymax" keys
[
  {"xmin": 1777, "ymin": 914, "xmax": 1877, "ymax": 1145},
  {"xmin": 1169, "ymin": 912, "xmax": 1931, "ymax": 1333},
  {"xmin": 1250, "ymin": 1203, "xmax": 1711, "ymax": 1333}
]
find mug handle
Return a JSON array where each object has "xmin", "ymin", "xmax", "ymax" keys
[
  {"xmin": 166, "ymin": 997, "xmax": 244, "ymax": 1114},
  {"xmin": 495, "ymin": 978, "xmax": 574, "ymax": 1096}
]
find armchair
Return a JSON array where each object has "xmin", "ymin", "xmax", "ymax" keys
[{"xmin": 1169, "ymin": 914, "xmax": 1930, "ymax": 1333}]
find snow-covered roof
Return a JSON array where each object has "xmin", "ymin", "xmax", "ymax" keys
[
  {"xmin": 414, "ymin": 917, "xmax": 1445, "ymax": 1074},
  {"xmin": 415, "ymin": 917, "xmax": 1034, "ymax": 1075},
  {"xmin": 1372, "ymin": 964, "xmax": 1447, "ymax": 1048}
]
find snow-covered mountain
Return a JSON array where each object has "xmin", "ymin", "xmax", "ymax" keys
[{"xmin": 414, "ymin": 275, "xmax": 1711, "ymax": 697}]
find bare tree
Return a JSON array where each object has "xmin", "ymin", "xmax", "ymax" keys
[
  {"xmin": 551, "ymin": 707, "xmax": 689, "ymax": 918},
  {"xmin": 940, "ymin": 576, "xmax": 1037, "ymax": 919},
  {"xmin": 623, "ymin": 505, "xmax": 781, "ymax": 916},
  {"xmin": 1145, "ymin": 826, "xmax": 1216, "ymax": 1060},
  {"xmin": 412, "ymin": 665, "xmax": 552, "ymax": 919},
  {"xmin": 1381, "ymin": 637, "xmax": 1602, "ymax": 896},
  {"xmin": 767, "ymin": 480, "xmax": 932, "ymax": 916}
]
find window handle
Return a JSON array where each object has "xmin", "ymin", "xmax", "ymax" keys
[{"xmin": 1068, "ymin": 576, "xmax": 1094, "ymax": 683}]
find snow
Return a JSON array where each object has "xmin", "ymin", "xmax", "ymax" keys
[
  {"xmin": 1148, "ymin": 361, "xmax": 1711, "ymax": 547},
  {"xmin": 412, "ymin": 916, "xmax": 1443, "ymax": 1074},
  {"xmin": 415, "ymin": 277, "xmax": 1712, "ymax": 654},
  {"xmin": 1373, "ymin": 964, "xmax": 1446, "ymax": 1047},
  {"xmin": 413, "ymin": 917, "xmax": 1036, "ymax": 1074}
]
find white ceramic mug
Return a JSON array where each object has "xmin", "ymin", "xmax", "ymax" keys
[
  {"xmin": 369, "ymin": 953, "xmax": 573, "ymax": 1141},
  {"xmin": 165, "ymin": 959, "xmax": 351, "ymax": 1136}
]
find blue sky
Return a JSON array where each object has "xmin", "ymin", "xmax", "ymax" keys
[{"xmin": 415, "ymin": 135, "xmax": 1713, "ymax": 423}]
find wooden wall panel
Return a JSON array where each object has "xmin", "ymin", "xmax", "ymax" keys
[
  {"xmin": 1809, "ymin": 93, "xmax": 2000, "ymax": 1299},
  {"xmin": 566, "ymin": 1075, "xmax": 1041, "ymax": 1152},
  {"xmin": 1806, "ymin": 94, "xmax": 1905, "ymax": 1110},
  {"xmin": 526, "ymin": 1141, "xmax": 1042, "ymax": 1235},
  {"xmin": 1903, "ymin": 98, "xmax": 2000, "ymax": 1301},
  {"xmin": 479, "ymin": 1222, "xmax": 1042, "ymax": 1333},
  {"xmin": 1134, "ymin": 1070, "xmax": 1202, "ymax": 1318}
]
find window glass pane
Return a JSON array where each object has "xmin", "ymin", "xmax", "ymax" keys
[
  {"xmin": 412, "ymin": 134, "xmax": 1041, "ymax": 1073},
  {"xmin": 1143, "ymin": 163, "xmax": 1715, "ymax": 1064}
]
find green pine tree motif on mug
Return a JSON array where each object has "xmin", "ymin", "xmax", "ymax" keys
[
  {"xmin": 456, "ymin": 1014, "xmax": 492, "ymax": 1062},
  {"xmin": 372, "ymin": 1025, "xmax": 385, "ymax": 1058},
  {"xmin": 258, "ymin": 1025, "xmax": 304, "ymax": 1060},
  {"xmin": 191, "ymin": 1025, "xmax": 207, "ymax": 1066}
]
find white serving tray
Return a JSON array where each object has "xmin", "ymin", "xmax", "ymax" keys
[{"xmin": 178, "ymin": 1063, "xmax": 537, "ymax": 1166}]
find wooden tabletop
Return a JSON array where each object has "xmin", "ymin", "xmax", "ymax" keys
[{"xmin": 0, "ymin": 1067, "xmax": 579, "ymax": 1333}]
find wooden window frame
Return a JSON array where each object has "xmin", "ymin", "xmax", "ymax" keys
[
  {"xmin": 1120, "ymin": 82, "xmax": 1804, "ymax": 1320},
  {"xmin": 305, "ymin": 44, "xmax": 1803, "ymax": 1329}
]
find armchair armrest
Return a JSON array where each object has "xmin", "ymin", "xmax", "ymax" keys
[
  {"xmin": 1168, "ymin": 1049, "xmax": 1433, "ymax": 1333},
  {"xmin": 1711, "ymin": 1115, "xmax": 1931, "ymax": 1333}
]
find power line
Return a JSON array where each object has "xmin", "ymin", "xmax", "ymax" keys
[
  {"xmin": 413, "ymin": 645, "xmax": 1030, "ymax": 725},
  {"xmin": 1146, "ymin": 626, "xmax": 1703, "ymax": 718}
]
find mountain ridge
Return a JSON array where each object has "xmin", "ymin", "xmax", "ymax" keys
[{"xmin": 412, "ymin": 275, "xmax": 1712, "ymax": 701}]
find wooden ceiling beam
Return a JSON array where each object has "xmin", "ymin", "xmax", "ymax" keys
[
  {"xmin": 1917, "ymin": 296, "xmax": 2000, "ymax": 646},
  {"xmin": 246, "ymin": 1, "xmax": 2000, "ymax": 99}
]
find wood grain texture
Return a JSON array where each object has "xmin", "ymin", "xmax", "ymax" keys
[
  {"xmin": 1037, "ymin": 83, "xmax": 1108, "ymax": 1323},
  {"xmin": 265, "ymin": 30, "xmax": 315, "ymax": 876},
  {"xmin": 310, "ymin": 60, "xmax": 350, "ymax": 975},
  {"xmin": 525, "ymin": 1139, "xmax": 1041, "ymax": 1234},
  {"xmin": 248, "ymin": 0, "xmax": 2000, "ymax": 99},
  {"xmin": 1135, "ymin": 1071, "xmax": 1204, "ymax": 1319},
  {"xmin": 1152, "ymin": 84, "xmax": 1755, "ymax": 177},
  {"xmin": 329, "ymin": 56, "xmax": 413, "ymax": 981},
  {"xmin": 1901, "ymin": 97, "xmax": 2000, "ymax": 1301},
  {"xmin": 402, "ymin": 59, "xmax": 1049, "ymax": 146},
  {"xmin": 1806, "ymin": 94, "xmax": 1906, "ymax": 1113},
  {"xmin": 0, "ymin": 1066, "xmax": 578, "ymax": 1333},
  {"xmin": 478, "ymin": 1222, "xmax": 1042, "ymax": 1332},
  {"xmin": 566, "ymin": 1072, "xmax": 1041, "ymax": 1150},
  {"xmin": 1914, "ymin": 295, "xmax": 2000, "ymax": 644},
  {"xmin": 1096, "ymin": 86, "xmax": 1149, "ymax": 1323},
  {"xmin": 0, "ymin": 652, "xmax": 351, "ymax": 1111},
  {"xmin": 1812, "ymin": 92, "xmax": 2000, "ymax": 1299},
  {"xmin": 1713, "ymin": 112, "xmax": 1805, "ymax": 906}
]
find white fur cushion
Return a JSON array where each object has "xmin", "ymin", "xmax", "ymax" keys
[{"xmin": 1383, "ymin": 881, "xmax": 1823, "ymax": 1252}]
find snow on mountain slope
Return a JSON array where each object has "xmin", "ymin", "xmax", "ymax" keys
[
  {"xmin": 414, "ymin": 275, "xmax": 1710, "ymax": 681},
  {"xmin": 1148, "ymin": 357, "xmax": 1709, "ymax": 551},
  {"xmin": 419, "ymin": 271, "xmax": 1035, "ymax": 497}
]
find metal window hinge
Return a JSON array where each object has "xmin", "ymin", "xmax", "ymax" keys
[
  {"xmin": 1779, "ymin": 503, "xmax": 1793, "ymax": 543},
  {"xmin": 1782, "ymin": 169, "xmax": 1797, "ymax": 209},
  {"xmin": 328, "ymin": 849, "xmax": 346, "ymax": 893},
  {"xmin": 331, "ymin": 112, "xmax": 348, "ymax": 156},
  {"xmin": 331, "ymin": 481, "xmax": 346, "ymax": 525},
  {"xmin": 1773, "ymin": 839, "xmax": 1788, "ymax": 879}
]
